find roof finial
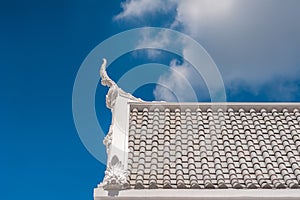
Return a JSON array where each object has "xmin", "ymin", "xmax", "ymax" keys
[
  {"xmin": 99, "ymin": 58, "xmax": 143, "ymax": 107},
  {"xmin": 100, "ymin": 58, "xmax": 116, "ymax": 88}
]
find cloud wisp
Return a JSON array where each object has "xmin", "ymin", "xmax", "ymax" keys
[
  {"xmin": 154, "ymin": 59, "xmax": 209, "ymax": 102},
  {"xmin": 114, "ymin": 0, "xmax": 177, "ymax": 20}
]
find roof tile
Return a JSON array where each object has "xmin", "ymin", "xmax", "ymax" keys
[{"xmin": 127, "ymin": 105, "xmax": 300, "ymax": 189}]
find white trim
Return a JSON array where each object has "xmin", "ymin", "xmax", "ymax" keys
[
  {"xmin": 94, "ymin": 188, "xmax": 300, "ymax": 200},
  {"xmin": 98, "ymin": 91, "xmax": 141, "ymax": 190},
  {"xmin": 129, "ymin": 102, "xmax": 300, "ymax": 112},
  {"xmin": 123, "ymin": 100, "xmax": 133, "ymax": 170}
]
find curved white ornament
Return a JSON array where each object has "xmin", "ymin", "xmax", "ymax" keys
[
  {"xmin": 99, "ymin": 59, "xmax": 142, "ymax": 190},
  {"xmin": 100, "ymin": 58, "xmax": 142, "ymax": 109},
  {"xmin": 100, "ymin": 155, "xmax": 130, "ymax": 190}
]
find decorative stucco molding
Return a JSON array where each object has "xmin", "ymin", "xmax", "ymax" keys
[
  {"xmin": 100, "ymin": 58, "xmax": 141, "ymax": 109},
  {"xmin": 99, "ymin": 58, "xmax": 142, "ymax": 151},
  {"xmin": 103, "ymin": 125, "xmax": 113, "ymax": 152},
  {"xmin": 99, "ymin": 155, "xmax": 130, "ymax": 190},
  {"xmin": 98, "ymin": 58, "xmax": 142, "ymax": 190}
]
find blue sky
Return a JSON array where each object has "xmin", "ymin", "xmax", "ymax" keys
[{"xmin": 1, "ymin": 0, "xmax": 300, "ymax": 200}]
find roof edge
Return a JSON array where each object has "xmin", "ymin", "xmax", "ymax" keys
[
  {"xmin": 129, "ymin": 102, "xmax": 300, "ymax": 112},
  {"xmin": 94, "ymin": 188, "xmax": 300, "ymax": 200}
]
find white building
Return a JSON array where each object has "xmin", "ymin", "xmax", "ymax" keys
[{"xmin": 94, "ymin": 59, "xmax": 300, "ymax": 199}]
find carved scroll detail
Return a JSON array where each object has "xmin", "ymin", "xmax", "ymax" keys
[
  {"xmin": 99, "ymin": 59, "xmax": 143, "ymax": 190},
  {"xmin": 100, "ymin": 155, "xmax": 130, "ymax": 190},
  {"xmin": 103, "ymin": 125, "xmax": 113, "ymax": 154},
  {"xmin": 100, "ymin": 58, "xmax": 142, "ymax": 109},
  {"xmin": 99, "ymin": 58, "xmax": 142, "ymax": 153}
]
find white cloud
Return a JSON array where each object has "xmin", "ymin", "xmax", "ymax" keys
[
  {"xmin": 173, "ymin": 0, "xmax": 235, "ymax": 34},
  {"xmin": 154, "ymin": 60, "xmax": 209, "ymax": 102},
  {"xmin": 132, "ymin": 28, "xmax": 217, "ymax": 102},
  {"xmin": 171, "ymin": 0, "xmax": 300, "ymax": 88},
  {"xmin": 116, "ymin": 0, "xmax": 300, "ymax": 101},
  {"xmin": 135, "ymin": 29, "xmax": 172, "ymax": 58},
  {"xmin": 114, "ymin": 0, "xmax": 177, "ymax": 20}
]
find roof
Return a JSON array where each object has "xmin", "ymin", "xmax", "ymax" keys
[
  {"xmin": 127, "ymin": 102, "xmax": 300, "ymax": 189},
  {"xmin": 95, "ymin": 60, "xmax": 300, "ymax": 199}
]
